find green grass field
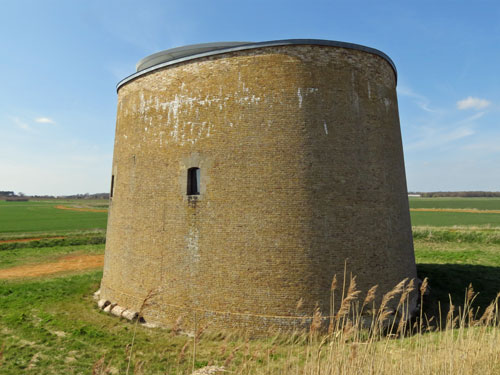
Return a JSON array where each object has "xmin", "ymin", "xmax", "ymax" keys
[
  {"xmin": 409, "ymin": 196, "xmax": 500, "ymax": 306},
  {"xmin": 0, "ymin": 244, "xmax": 104, "ymax": 269},
  {"xmin": 410, "ymin": 211, "xmax": 500, "ymax": 227},
  {"xmin": 409, "ymin": 197, "xmax": 500, "ymax": 227},
  {"xmin": 409, "ymin": 197, "xmax": 500, "ymax": 210},
  {"xmin": 0, "ymin": 200, "xmax": 107, "ymax": 235},
  {"xmin": 0, "ymin": 197, "xmax": 498, "ymax": 373}
]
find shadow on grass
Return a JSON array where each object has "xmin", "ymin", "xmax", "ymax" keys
[{"xmin": 417, "ymin": 263, "xmax": 500, "ymax": 316}]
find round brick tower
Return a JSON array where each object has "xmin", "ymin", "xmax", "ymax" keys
[{"xmin": 100, "ymin": 39, "xmax": 417, "ymax": 331}]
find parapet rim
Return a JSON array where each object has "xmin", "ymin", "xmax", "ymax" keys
[{"xmin": 117, "ymin": 39, "xmax": 397, "ymax": 91}]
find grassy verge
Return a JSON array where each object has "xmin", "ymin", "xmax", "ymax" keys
[
  {"xmin": 413, "ymin": 226, "xmax": 500, "ymax": 244},
  {"xmin": 0, "ymin": 244, "xmax": 105, "ymax": 269},
  {"xmin": 0, "ymin": 228, "xmax": 105, "ymax": 239},
  {"xmin": 409, "ymin": 197, "xmax": 500, "ymax": 210},
  {"xmin": 414, "ymin": 234, "xmax": 500, "ymax": 314},
  {"xmin": 0, "ymin": 234, "xmax": 106, "ymax": 251},
  {"xmin": 410, "ymin": 211, "xmax": 500, "ymax": 227}
]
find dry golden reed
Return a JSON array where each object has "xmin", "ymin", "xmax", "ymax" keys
[{"xmin": 125, "ymin": 275, "xmax": 499, "ymax": 374}]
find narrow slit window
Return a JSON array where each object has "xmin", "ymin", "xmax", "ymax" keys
[
  {"xmin": 187, "ymin": 167, "xmax": 200, "ymax": 195},
  {"xmin": 110, "ymin": 175, "xmax": 115, "ymax": 198}
]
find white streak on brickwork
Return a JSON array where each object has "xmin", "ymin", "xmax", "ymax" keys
[
  {"xmin": 384, "ymin": 98, "xmax": 391, "ymax": 112},
  {"xmin": 135, "ymin": 90, "xmax": 266, "ymax": 145},
  {"xmin": 352, "ymin": 92, "xmax": 359, "ymax": 114},
  {"xmin": 367, "ymin": 82, "xmax": 372, "ymax": 99},
  {"xmin": 139, "ymin": 92, "xmax": 146, "ymax": 115},
  {"xmin": 323, "ymin": 121, "xmax": 328, "ymax": 135},
  {"xmin": 198, "ymin": 121, "xmax": 207, "ymax": 140},
  {"xmin": 238, "ymin": 95, "xmax": 261, "ymax": 104},
  {"xmin": 170, "ymin": 121, "xmax": 179, "ymax": 141},
  {"xmin": 297, "ymin": 88, "xmax": 317, "ymax": 108},
  {"xmin": 186, "ymin": 226, "xmax": 200, "ymax": 262},
  {"xmin": 169, "ymin": 95, "xmax": 181, "ymax": 119}
]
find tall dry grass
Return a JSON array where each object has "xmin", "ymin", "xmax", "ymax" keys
[
  {"xmin": 274, "ymin": 278, "xmax": 500, "ymax": 375},
  {"xmin": 120, "ymin": 277, "xmax": 500, "ymax": 375}
]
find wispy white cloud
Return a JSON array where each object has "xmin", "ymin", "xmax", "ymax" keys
[
  {"xmin": 461, "ymin": 139, "xmax": 500, "ymax": 153},
  {"xmin": 446, "ymin": 127, "xmax": 475, "ymax": 141},
  {"xmin": 405, "ymin": 125, "xmax": 475, "ymax": 151},
  {"xmin": 402, "ymin": 89, "xmax": 489, "ymax": 152},
  {"xmin": 35, "ymin": 117, "xmax": 56, "ymax": 124},
  {"xmin": 9, "ymin": 115, "xmax": 56, "ymax": 132},
  {"xmin": 459, "ymin": 111, "xmax": 485, "ymax": 122},
  {"xmin": 10, "ymin": 116, "xmax": 33, "ymax": 131},
  {"xmin": 456, "ymin": 96, "xmax": 491, "ymax": 110},
  {"xmin": 397, "ymin": 85, "xmax": 439, "ymax": 113}
]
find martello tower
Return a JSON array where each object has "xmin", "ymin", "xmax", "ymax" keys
[{"xmin": 100, "ymin": 39, "xmax": 417, "ymax": 331}]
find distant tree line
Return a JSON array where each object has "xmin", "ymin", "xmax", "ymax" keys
[
  {"xmin": 1, "ymin": 191, "xmax": 28, "ymax": 201},
  {"xmin": 1, "ymin": 191, "xmax": 109, "ymax": 200},
  {"xmin": 59, "ymin": 193, "xmax": 110, "ymax": 199},
  {"xmin": 411, "ymin": 191, "xmax": 500, "ymax": 198}
]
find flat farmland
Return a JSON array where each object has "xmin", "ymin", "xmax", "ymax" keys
[
  {"xmin": 408, "ymin": 197, "xmax": 500, "ymax": 307},
  {"xmin": 0, "ymin": 200, "xmax": 108, "ymax": 234},
  {"xmin": 0, "ymin": 197, "xmax": 498, "ymax": 373},
  {"xmin": 409, "ymin": 197, "xmax": 500, "ymax": 210},
  {"xmin": 410, "ymin": 210, "xmax": 500, "ymax": 227},
  {"xmin": 409, "ymin": 197, "xmax": 500, "ymax": 227}
]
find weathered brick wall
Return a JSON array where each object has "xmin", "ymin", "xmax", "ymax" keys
[{"xmin": 100, "ymin": 44, "xmax": 417, "ymax": 332}]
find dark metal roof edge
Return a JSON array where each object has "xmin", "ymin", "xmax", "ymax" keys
[
  {"xmin": 135, "ymin": 42, "xmax": 252, "ymax": 72},
  {"xmin": 116, "ymin": 39, "xmax": 397, "ymax": 91}
]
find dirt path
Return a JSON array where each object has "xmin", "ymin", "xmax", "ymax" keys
[
  {"xmin": 410, "ymin": 208, "xmax": 500, "ymax": 214},
  {"xmin": 0, "ymin": 236, "xmax": 65, "ymax": 244},
  {"xmin": 55, "ymin": 205, "xmax": 108, "ymax": 213},
  {"xmin": 0, "ymin": 254, "xmax": 104, "ymax": 280}
]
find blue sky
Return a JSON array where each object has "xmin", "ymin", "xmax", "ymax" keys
[{"xmin": 1, "ymin": 0, "xmax": 499, "ymax": 195}]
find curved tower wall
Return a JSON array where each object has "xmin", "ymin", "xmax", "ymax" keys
[{"xmin": 100, "ymin": 41, "xmax": 417, "ymax": 330}]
